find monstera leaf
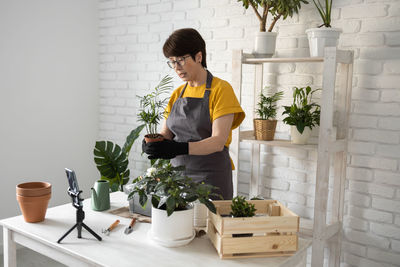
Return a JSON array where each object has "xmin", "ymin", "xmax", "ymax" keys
[{"xmin": 94, "ymin": 141, "xmax": 128, "ymax": 180}]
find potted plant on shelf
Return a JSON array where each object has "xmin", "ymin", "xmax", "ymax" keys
[
  {"xmin": 237, "ymin": 0, "xmax": 308, "ymax": 57},
  {"xmin": 305, "ymin": 0, "xmax": 341, "ymax": 57},
  {"xmin": 254, "ymin": 90, "xmax": 283, "ymax": 141},
  {"xmin": 93, "ymin": 124, "xmax": 145, "ymax": 192},
  {"xmin": 137, "ymin": 75, "xmax": 173, "ymax": 143},
  {"xmin": 128, "ymin": 159, "xmax": 218, "ymax": 247},
  {"xmin": 282, "ymin": 86, "xmax": 320, "ymax": 144}
]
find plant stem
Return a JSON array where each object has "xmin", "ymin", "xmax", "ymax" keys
[
  {"xmin": 268, "ymin": 14, "xmax": 281, "ymax": 32},
  {"xmin": 248, "ymin": 0, "xmax": 264, "ymax": 31}
]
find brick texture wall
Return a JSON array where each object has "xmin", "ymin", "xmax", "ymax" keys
[{"xmin": 98, "ymin": 0, "xmax": 400, "ymax": 266}]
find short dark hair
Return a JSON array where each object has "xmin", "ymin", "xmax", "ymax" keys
[{"xmin": 163, "ymin": 28, "xmax": 207, "ymax": 68}]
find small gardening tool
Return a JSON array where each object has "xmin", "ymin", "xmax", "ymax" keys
[
  {"xmin": 124, "ymin": 218, "xmax": 137, "ymax": 235},
  {"xmin": 102, "ymin": 219, "xmax": 120, "ymax": 236}
]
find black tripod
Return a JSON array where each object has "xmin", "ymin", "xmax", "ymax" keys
[{"xmin": 57, "ymin": 189, "xmax": 102, "ymax": 243}]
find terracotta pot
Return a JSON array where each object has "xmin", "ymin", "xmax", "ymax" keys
[
  {"xmin": 16, "ymin": 193, "xmax": 51, "ymax": 223},
  {"xmin": 16, "ymin": 182, "xmax": 51, "ymax": 197},
  {"xmin": 144, "ymin": 134, "xmax": 164, "ymax": 143}
]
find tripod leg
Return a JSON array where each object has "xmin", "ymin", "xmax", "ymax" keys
[
  {"xmin": 82, "ymin": 223, "xmax": 102, "ymax": 241},
  {"xmin": 77, "ymin": 222, "xmax": 83, "ymax": 238},
  {"xmin": 57, "ymin": 223, "xmax": 78, "ymax": 244}
]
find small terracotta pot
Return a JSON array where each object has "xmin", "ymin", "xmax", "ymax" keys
[
  {"xmin": 16, "ymin": 193, "xmax": 51, "ymax": 223},
  {"xmin": 144, "ymin": 134, "xmax": 164, "ymax": 143},
  {"xmin": 17, "ymin": 182, "xmax": 51, "ymax": 197}
]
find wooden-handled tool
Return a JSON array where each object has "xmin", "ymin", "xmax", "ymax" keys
[
  {"xmin": 124, "ymin": 218, "xmax": 136, "ymax": 235},
  {"xmin": 102, "ymin": 219, "xmax": 120, "ymax": 236}
]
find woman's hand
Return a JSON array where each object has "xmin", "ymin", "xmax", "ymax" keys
[{"xmin": 142, "ymin": 139, "xmax": 188, "ymax": 159}]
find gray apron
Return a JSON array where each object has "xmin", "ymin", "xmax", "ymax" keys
[{"xmin": 166, "ymin": 70, "xmax": 233, "ymax": 200}]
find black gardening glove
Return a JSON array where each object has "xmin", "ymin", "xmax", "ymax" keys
[{"xmin": 142, "ymin": 139, "xmax": 188, "ymax": 159}]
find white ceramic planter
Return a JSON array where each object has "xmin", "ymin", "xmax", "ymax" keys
[
  {"xmin": 291, "ymin": 126, "xmax": 312, "ymax": 144},
  {"xmin": 254, "ymin": 31, "xmax": 277, "ymax": 57},
  {"xmin": 305, "ymin": 28, "xmax": 342, "ymax": 57},
  {"xmin": 193, "ymin": 201, "xmax": 207, "ymax": 227},
  {"xmin": 150, "ymin": 205, "xmax": 195, "ymax": 247}
]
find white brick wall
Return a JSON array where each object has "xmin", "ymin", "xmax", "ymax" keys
[{"xmin": 98, "ymin": 0, "xmax": 400, "ymax": 266}]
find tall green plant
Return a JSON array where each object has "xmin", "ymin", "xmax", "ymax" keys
[
  {"xmin": 237, "ymin": 0, "xmax": 308, "ymax": 32},
  {"xmin": 312, "ymin": 0, "xmax": 332, "ymax": 27},
  {"xmin": 282, "ymin": 86, "xmax": 321, "ymax": 134},
  {"xmin": 137, "ymin": 75, "xmax": 173, "ymax": 137},
  {"xmin": 128, "ymin": 159, "xmax": 219, "ymax": 216},
  {"xmin": 256, "ymin": 90, "xmax": 284, "ymax": 120},
  {"xmin": 93, "ymin": 124, "xmax": 145, "ymax": 192}
]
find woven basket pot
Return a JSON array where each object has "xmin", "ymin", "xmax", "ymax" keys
[{"xmin": 254, "ymin": 119, "xmax": 277, "ymax": 141}]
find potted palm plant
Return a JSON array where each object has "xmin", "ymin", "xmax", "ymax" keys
[
  {"xmin": 237, "ymin": 0, "xmax": 308, "ymax": 56},
  {"xmin": 305, "ymin": 0, "xmax": 341, "ymax": 57},
  {"xmin": 93, "ymin": 124, "xmax": 145, "ymax": 192},
  {"xmin": 128, "ymin": 159, "xmax": 218, "ymax": 247},
  {"xmin": 137, "ymin": 75, "xmax": 173, "ymax": 143},
  {"xmin": 254, "ymin": 90, "xmax": 283, "ymax": 141},
  {"xmin": 282, "ymin": 86, "xmax": 320, "ymax": 144}
]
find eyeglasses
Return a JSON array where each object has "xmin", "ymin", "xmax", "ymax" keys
[{"xmin": 166, "ymin": 55, "xmax": 191, "ymax": 69}]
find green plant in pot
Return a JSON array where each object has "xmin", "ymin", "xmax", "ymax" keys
[
  {"xmin": 305, "ymin": 0, "xmax": 341, "ymax": 57},
  {"xmin": 230, "ymin": 196, "xmax": 257, "ymax": 237},
  {"xmin": 254, "ymin": 90, "xmax": 283, "ymax": 141},
  {"xmin": 128, "ymin": 159, "xmax": 218, "ymax": 247},
  {"xmin": 137, "ymin": 75, "xmax": 173, "ymax": 143},
  {"xmin": 93, "ymin": 124, "xmax": 145, "ymax": 192},
  {"xmin": 237, "ymin": 0, "xmax": 308, "ymax": 56},
  {"xmin": 282, "ymin": 86, "xmax": 320, "ymax": 144}
]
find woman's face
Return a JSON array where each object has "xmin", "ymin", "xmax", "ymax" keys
[{"xmin": 168, "ymin": 52, "xmax": 202, "ymax": 82}]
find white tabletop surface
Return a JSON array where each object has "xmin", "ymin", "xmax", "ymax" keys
[{"xmin": 1, "ymin": 192, "xmax": 311, "ymax": 267}]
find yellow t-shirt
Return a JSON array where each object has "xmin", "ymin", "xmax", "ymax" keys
[{"xmin": 165, "ymin": 76, "xmax": 245, "ymax": 148}]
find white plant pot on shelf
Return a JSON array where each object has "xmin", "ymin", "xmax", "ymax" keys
[
  {"xmin": 291, "ymin": 126, "xmax": 312, "ymax": 144},
  {"xmin": 149, "ymin": 205, "xmax": 195, "ymax": 247},
  {"xmin": 253, "ymin": 31, "xmax": 277, "ymax": 57},
  {"xmin": 305, "ymin": 28, "xmax": 342, "ymax": 57}
]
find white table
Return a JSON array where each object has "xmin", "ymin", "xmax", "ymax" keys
[{"xmin": 1, "ymin": 192, "xmax": 311, "ymax": 267}]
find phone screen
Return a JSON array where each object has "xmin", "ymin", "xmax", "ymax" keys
[{"xmin": 65, "ymin": 168, "xmax": 82, "ymax": 207}]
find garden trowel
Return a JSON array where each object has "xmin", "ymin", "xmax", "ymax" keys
[{"xmin": 124, "ymin": 218, "xmax": 137, "ymax": 235}]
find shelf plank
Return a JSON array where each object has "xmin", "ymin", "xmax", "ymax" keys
[
  {"xmin": 240, "ymin": 131, "xmax": 317, "ymax": 150},
  {"xmin": 242, "ymin": 54, "xmax": 323, "ymax": 64}
]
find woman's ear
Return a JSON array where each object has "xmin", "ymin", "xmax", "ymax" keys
[{"xmin": 195, "ymin": 51, "xmax": 202, "ymax": 64}]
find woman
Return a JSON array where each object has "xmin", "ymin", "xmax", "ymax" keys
[{"xmin": 142, "ymin": 28, "xmax": 245, "ymax": 200}]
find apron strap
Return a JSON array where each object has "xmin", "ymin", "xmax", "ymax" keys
[{"xmin": 178, "ymin": 70, "xmax": 213, "ymax": 99}]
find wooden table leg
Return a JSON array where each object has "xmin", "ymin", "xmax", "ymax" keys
[{"xmin": 3, "ymin": 228, "xmax": 17, "ymax": 267}]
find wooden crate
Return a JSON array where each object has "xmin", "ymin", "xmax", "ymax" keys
[{"xmin": 207, "ymin": 199, "xmax": 299, "ymax": 259}]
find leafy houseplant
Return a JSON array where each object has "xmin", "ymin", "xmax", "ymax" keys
[
  {"xmin": 128, "ymin": 159, "xmax": 218, "ymax": 246},
  {"xmin": 237, "ymin": 0, "xmax": 308, "ymax": 56},
  {"xmin": 230, "ymin": 196, "xmax": 257, "ymax": 237},
  {"xmin": 128, "ymin": 159, "xmax": 217, "ymax": 216},
  {"xmin": 93, "ymin": 124, "xmax": 145, "ymax": 192},
  {"xmin": 312, "ymin": 0, "xmax": 332, "ymax": 28},
  {"xmin": 230, "ymin": 196, "xmax": 257, "ymax": 218},
  {"xmin": 282, "ymin": 86, "xmax": 320, "ymax": 144},
  {"xmin": 238, "ymin": 0, "xmax": 308, "ymax": 32},
  {"xmin": 305, "ymin": 0, "xmax": 341, "ymax": 57},
  {"xmin": 254, "ymin": 90, "xmax": 283, "ymax": 141},
  {"xmin": 137, "ymin": 75, "xmax": 173, "ymax": 143}
]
